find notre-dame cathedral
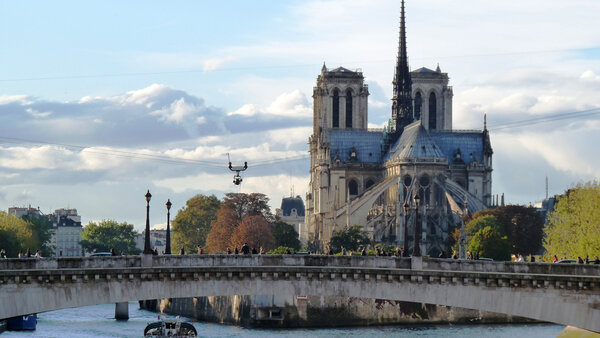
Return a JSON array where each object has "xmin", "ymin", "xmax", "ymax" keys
[{"xmin": 305, "ymin": 0, "xmax": 493, "ymax": 256}]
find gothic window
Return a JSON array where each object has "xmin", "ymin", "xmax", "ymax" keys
[
  {"xmin": 414, "ymin": 91, "xmax": 422, "ymax": 120},
  {"xmin": 419, "ymin": 175, "xmax": 431, "ymax": 205},
  {"xmin": 345, "ymin": 89, "xmax": 353, "ymax": 128},
  {"xmin": 429, "ymin": 92, "xmax": 437, "ymax": 130},
  {"xmin": 332, "ymin": 89, "xmax": 340, "ymax": 128},
  {"xmin": 365, "ymin": 179, "xmax": 375, "ymax": 190},
  {"xmin": 348, "ymin": 179, "xmax": 358, "ymax": 196}
]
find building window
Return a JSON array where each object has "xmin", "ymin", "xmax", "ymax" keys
[
  {"xmin": 345, "ymin": 89, "xmax": 352, "ymax": 128},
  {"xmin": 365, "ymin": 179, "xmax": 375, "ymax": 189},
  {"xmin": 429, "ymin": 92, "xmax": 437, "ymax": 129},
  {"xmin": 332, "ymin": 89, "xmax": 340, "ymax": 128},
  {"xmin": 348, "ymin": 179, "xmax": 358, "ymax": 196},
  {"xmin": 414, "ymin": 91, "xmax": 422, "ymax": 120}
]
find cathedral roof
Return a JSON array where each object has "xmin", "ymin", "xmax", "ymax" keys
[
  {"xmin": 280, "ymin": 196, "xmax": 305, "ymax": 217},
  {"xmin": 327, "ymin": 129, "xmax": 383, "ymax": 163},
  {"xmin": 386, "ymin": 121, "xmax": 445, "ymax": 160},
  {"xmin": 429, "ymin": 131, "xmax": 484, "ymax": 164},
  {"xmin": 412, "ymin": 67, "xmax": 437, "ymax": 73},
  {"xmin": 330, "ymin": 67, "xmax": 356, "ymax": 73}
]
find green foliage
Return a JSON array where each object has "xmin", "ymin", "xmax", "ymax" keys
[
  {"xmin": 266, "ymin": 246, "xmax": 296, "ymax": 254},
  {"xmin": 468, "ymin": 226, "xmax": 511, "ymax": 261},
  {"xmin": 22, "ymin": 215, "xmax": 55, "ymax": 257},
  {"xmin": 272, "ymin": 221, "xmax": 300, "ymax": 250},
  {"xmin": 466, "ymin": 215, "xmax": 504, "ymax": 237},
  {"xmin": 0, "ymin": 211, "xmax": 36, "ymax": 257},
  {"xmin": 81, "ymin": 220, "xmax": 141, "ymax": 255},
  {"xmin": 172, "ymin": 194, "xmax": 221, "ymax": 253},
  {"xmin": 472, "ymin": 205, "xmax": 545, "ymax": 255},
  {"xmin": 544, "ymin": 181, "xmax": 600, "ymax": 261},
  {"xmin": 329, "ymin": 225, "xmax": 370, "ymax": 252}
]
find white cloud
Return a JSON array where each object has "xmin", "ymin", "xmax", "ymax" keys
[
  {"xmin": 228, "ymin": 90, "xmax": 311, "ymax": 118},
  {"xmin": 203, "ymin": 56, "xmax": 235, "ymax": 72}
]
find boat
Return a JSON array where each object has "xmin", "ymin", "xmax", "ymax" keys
[
  {"xmin": 6, "ymin": 314, "xmax": 37, "ymax": 331},
  {"xmin": 144, "ymin": 315, "xmax": 197, "ymax": 337}
]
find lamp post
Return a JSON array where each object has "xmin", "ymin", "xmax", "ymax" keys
[
  {"xmin": 143, "ymin": 190, "xmax": 153, "ymax": 254},
  {"xmin": 403, "ymin": 202, "xmax": 410, "ymax": 257},
  {"xmin": 165, "ymin": 199, "xmax": 172, "ymax": 255},
  {"xmin": 412, "ymin": 194, "xmax": 421, "ymax": 257}
]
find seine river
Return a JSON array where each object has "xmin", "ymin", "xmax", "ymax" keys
[{"xmin": 2, "ymin": 303, "xmax": 564, "ymax": 337}]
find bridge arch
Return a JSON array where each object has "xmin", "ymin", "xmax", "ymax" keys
[{"xmin": 1, "ymin": 256, "xmax": 599, "ymax": 332}]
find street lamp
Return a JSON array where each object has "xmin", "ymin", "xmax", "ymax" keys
[
  {"xmin": 165, "ymin": 199, "xmax": 172, "ymax": 255},
  {"xmin": 403, "ymin": 202, "xmax": 410, "ymax": 257},
  {"xmin": 143, "ymin": 190, "xmax": 153, "ymax": 254},
  {"xmin": 412, "ymin": 194, "xmax": 421, "ymax": 257}
]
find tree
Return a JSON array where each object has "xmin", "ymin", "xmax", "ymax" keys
[
  {"xmin": 272, "ymin": 221, "xmax": 301, "ymax": 250},
  {"xmin": 466, "ymin": 215, "xmax": 504, "ymax": 238},
  {"xmin": 267, "ymin": 246, "xmax": 297, "ymax": 254},
  {"xmin": 230, "ymin": 215, "xmax": 275, "ymax": 251},
  {"xmin": 544, "ymin": 181, "xmax": 600, "ymax": 261},
  {"xmin": 172, "ymin": 194, "xmax": 220, "ymax": 254},
  {"xmin": 22, "ymin": 215, "xmax": 55, "ymax": 257},
  {"xmin": 329, "ymin": 225, "xmax": 370, "ymax": 252},
  {"xmin": 0, "ymin": 211, "xmax": 35, "ymax": 257},
  {"xmin": 471, "ymin": 205, "xmax": 544, "ymax": 255},
  {"xmin": 80, "ymin": 220, "xmax": 141, "ymax": 255},
  {"xmin": 223, "ymin": 193, "xmax": 274, "ymax": 222},
  {"xmin": 205, "ymin": 205, "xmax": 240, "ymax": 253},
  {"xmin": 468, "ymin": 226, "xmax": 511, "ymax": 261}
]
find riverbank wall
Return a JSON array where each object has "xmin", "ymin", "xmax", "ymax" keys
[{"xmin": 139, "ymin": 295, "xmax": 535, "ymax": 328}]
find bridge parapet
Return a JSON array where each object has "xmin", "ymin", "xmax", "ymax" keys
[{"xmin": 1, "ymin": 255, "xmax": 598, "ymax": 276}]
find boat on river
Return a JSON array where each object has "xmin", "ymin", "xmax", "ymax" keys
[{"xmin": 143, "ymin": 316, "xmax": 197, "ymax": 337}]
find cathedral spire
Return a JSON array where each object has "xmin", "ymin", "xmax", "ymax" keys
[{"xmin": 391, "ymin": 0, "xmax": 413, "ymax": 139}]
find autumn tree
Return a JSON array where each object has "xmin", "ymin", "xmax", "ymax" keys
[
  {"xmin": 172, "ymin": 194, "xmax": 220, "ymax": 253},
  {"xmin": 80, "ymin": 220, "xmax": 140, "ymax": 255},
  {"xmin": 230, "ymin": 215, "xmax": 275, "ymax": 251},
  {"xmin": 205, "ymin": 205, "xmax": 240, "ymax": 253},
  {"xmin": 544, "ymin": 181, "xmax": 600, "ymax": 261},
  {"xmin": 223, "ymin": 193, "xmax": 274, "ymax": 222},
  {"xmin": 272, "ymin": 221, "xmax": 301, "ymax": 250}
]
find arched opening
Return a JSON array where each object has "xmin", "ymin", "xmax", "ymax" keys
[
  {"xmin": 428, "ymin": 92, "xmax": 437, "ymax": 130},
  {"xmin": 348, "ymin": 179, "xmax": 359, "ymax": 196},
  {"xmin": 332, "ymin": 89, "xmax": 340, "ymax": 128},
  {"xmin": 419, "ymin": 174, "xmax": 431, "ymax": 205},
  {"xmin": 414, "ymin": 91, "xmax": 422, "ymax": 120},
  {"xmin": 345, "ymin": 89, "xmax": 353, "ymax": 128},
  {"xmin": 365, "ymin": 179, "xmax": 375, "ymax": 190}
]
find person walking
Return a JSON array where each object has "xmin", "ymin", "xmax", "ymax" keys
[
  {"xmin": 227, "ymin": 247, "xmax": 232, "ymax": 255},
  {"xmin": 34, "ymin": 249, "xmax": 41, "ymax": 258},
  {"xmin": 26, "ymin": 248, "xmax": 32, "ymax": 258},
  {"xmin": 197, "ymin": 245, "xmax": 203, "ymax": 255},
  {"xmin": 0, "ymin": 249, "xmax": 6, "ymax": 258},
  {"xmin": 577, "ymin": 256, "xmax": 584, "ymax": 264},
  {"xmin": 553, "ymin": 254, "xmax": 558, "ymax": 263},
  {"xmin": 361, "ymin": 247, "xmax": 367, "ymax": 256},
  {"xmin": 180, "ymin": 247, "xmax": 185, "ymax": 255},
  {"xmin": 241, "ymin": 243, "xmax": 250, "ymax": 255},
  {"xmin": 234, "ymin": 247, "xmax": 239, "ymax": 255},
  {"xmin": 340, "ymin": 246, "xmax": 346, "ymax": 256},
  {"xmin": 594, "ymin": 256, "xmax": 600, "ymax": 264},
  {"xmin": 584, "ymin": 255, "xmax": 589, "ymax": 264}
]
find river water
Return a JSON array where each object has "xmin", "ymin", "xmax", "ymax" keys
[{"xmin": 2, "ymin": 303, "xmax": 564, "ymax": 337}]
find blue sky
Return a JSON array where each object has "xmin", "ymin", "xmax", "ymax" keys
[{"xmin": 1, "ymin": 0, "xmax": 600, "ymax": 231}]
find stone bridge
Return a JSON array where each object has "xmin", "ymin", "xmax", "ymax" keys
[{"xmin": 1, "ymin": 255, "xmax": 599, "ymax": 332}]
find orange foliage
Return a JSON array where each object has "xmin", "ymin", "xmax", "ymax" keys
[
  {"xmin": 205, "ymin": 206, "xmax": 240, "ymax": 253},
  {"xmin": 230, "ymin": 215, "xmax": 275, "ymax": 252}
]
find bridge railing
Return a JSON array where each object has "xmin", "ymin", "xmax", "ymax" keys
[{"xmin": 1, "ymin": 255, "xmax": 598, "ymax": 277}]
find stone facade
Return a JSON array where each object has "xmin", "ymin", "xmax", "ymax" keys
[{"xmin": 305, "ymin": 3, "xmax": 493, "ymax": 255}]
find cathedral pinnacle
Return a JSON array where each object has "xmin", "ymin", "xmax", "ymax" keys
[{"xmin": 391, "ymin": 0, "xmax": 413, "ymax": 141}]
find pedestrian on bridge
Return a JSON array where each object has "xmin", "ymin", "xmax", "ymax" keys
[
  {"xmin": 197, "ymin": 246, "xmax": 203, "ymax": 255},
  {"xmin": 241, "ymin": 243, "xmax": 250, "ymax": 255},
  {"xmin": 594, "ymin": 256, "xmax": 600, "ymax": 264},
  {"xmin": 1, "ymin": 249, "xmax": 6, "ymax": 258},
  {"xmin": 180, "ymin": 247, "xmax": 185, "ymax": 255}
]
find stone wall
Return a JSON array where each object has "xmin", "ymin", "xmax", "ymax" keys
[{"xmin": 140, "ymin": 295, "xmax": 534, "ymax": 328}]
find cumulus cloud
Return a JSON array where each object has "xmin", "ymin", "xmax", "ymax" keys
[
  {"xmin": 228, "ymin": 90, "xmax": 311, "ymax": 118},
  {"xmin": 203, "ymin": 56, "xmax": 235, "ymax": 72}
]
